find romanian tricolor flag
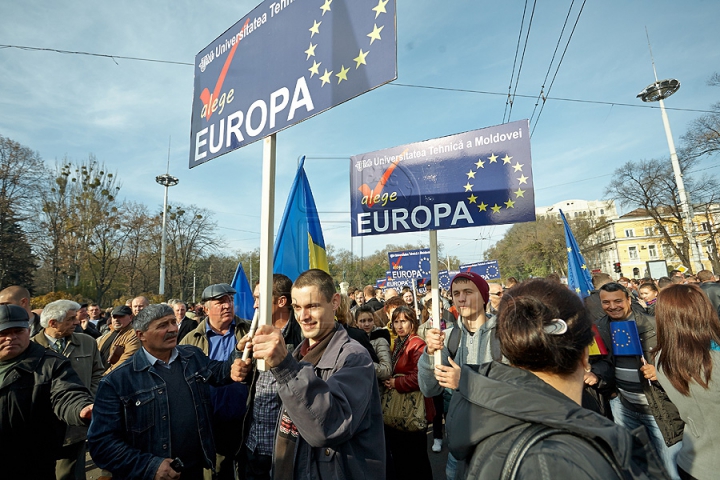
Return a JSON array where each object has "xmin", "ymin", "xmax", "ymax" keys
[
  {"xmin": 588, "ymin": 324, "xmax": 609, "ymax": 356},
  {"xmin": 273, "ymin": 157, "xmax": 329, "ymax": 281}
]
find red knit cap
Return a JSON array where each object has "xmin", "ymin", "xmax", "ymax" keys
[{"xmin": 450, "ymin": 272, "xmax": 490, "ymax": 306}]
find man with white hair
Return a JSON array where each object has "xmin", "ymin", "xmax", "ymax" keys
[{"xmin": 32, "ymin": 299, "xmax": 104, "ymax": 480}]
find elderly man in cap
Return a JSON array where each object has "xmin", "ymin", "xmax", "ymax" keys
[
  {"xmin": 97, "ymin": 305, "xmax": 140, "ymax": 375},
  {"xmin": 181, "ymin": 283, "xmax": 251, "ymax": 480},
  {"xmin": 88, "ymin": 304, "xmax": 251, "ymax": 480},
  {"xmin": 0, "ymin": 304, "xmax": 94, "ymax": 479},
  {"xmin": 32, "ymin": 299, "xmax": 104, "ymax": 480}
]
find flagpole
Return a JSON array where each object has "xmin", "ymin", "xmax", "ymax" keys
[
  {"xmin": 429, "ymin": 230, "xmax": 441, "ymax": 366},
  {"xmin": 257, "ymin": 133, "xmax": 277, "ymax": 371}
]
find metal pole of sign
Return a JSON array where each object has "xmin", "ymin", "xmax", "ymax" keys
[
  {"xmin": 256, "ymin": 133, "xmax": 277, "ymax": 371},
  {"xmin": 429, "ymin": 230, "xmax": 442, "ymax": 367}
]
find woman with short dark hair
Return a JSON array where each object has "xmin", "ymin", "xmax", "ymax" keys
[
  {"xmin": 446, "ymin": 279, "xmax": 669, "ymax": 479},
  {"xmin": 655, "ymin": 284, "xmax": 720, "ymax": 480}
]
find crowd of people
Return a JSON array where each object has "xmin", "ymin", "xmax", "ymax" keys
[{"xmin": 1, "ymin": 266, "xmax": 719, "ymax": 479}]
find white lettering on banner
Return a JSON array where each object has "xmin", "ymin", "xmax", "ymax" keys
[
  {"xmin": 474, "ymin": 128, "xmax": 522, "ymax": 146},
  {"xmin": 356, "ymin": 202, "xmax": 474, "ymax": 234},
  {"xmin": 391, "ymin": 270, "xmax": 423, "ymax": 279},
  {"xmin": 194, "ymin": 77, "xmax": 315, "ymax": 162},
  {"xmin": 269, "ymin": 0, "xmax": 296, "ymax": 17},
  {"xmin": 199, "ymin": 15, "xmax": 267, "ymax": 72}
]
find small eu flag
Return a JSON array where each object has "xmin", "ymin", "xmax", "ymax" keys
[
  {"xmin": 610, "ymin": 320, "xmax": 643, "ymax": 356},
  {"xmin": 560, "ymin": 209, "xmax": 594, "ymax": 299}
]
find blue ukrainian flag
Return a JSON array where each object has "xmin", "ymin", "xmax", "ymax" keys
[
  {"xmin": 560, "ymin": 209, "xmax": 594, "ymax": 298},
  {"xmin": 273, "ymin": 156, "xmax": 329, "ymax": 281}
]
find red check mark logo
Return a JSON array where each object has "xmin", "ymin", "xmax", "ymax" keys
[
  {"xmin": 200, "ymin": 18, "xmax": 250, "ymax": 121},
  {"xmin": 357, "ymin": 149, "xmax": 407, "ymax": 208},
  {"xmin": 391, "ymin": 255, "xmax": 403, "ymax": 269}
]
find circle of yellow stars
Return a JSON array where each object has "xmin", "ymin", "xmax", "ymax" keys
[
  {"xmin": 305, "ymin": 0, "xmax": 389, "ymax": 86},
  {"xmin": 464, "ymin": 152, "xmax": 528, "ymax": 215}
]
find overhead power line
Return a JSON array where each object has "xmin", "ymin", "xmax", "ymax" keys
[
  {"xmin": 507, "ymin": 0, "xmax": 538, "ymax": 123},
  {"xmin": 530, "ymin": 0, "xmax": 588, "ymax": 136},
  {"xmin": 0, "ymin": 44, "xmax": 193, "ymax": 66},
  {"xmin": 504, "ymin": 0, "xmax": 530, "ymax": 124},
  {"xmin": 389, "ymin": 82, "xmax": 717, "ymax": 114}
]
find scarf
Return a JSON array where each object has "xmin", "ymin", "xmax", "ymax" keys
[
  {"xmin": 391, "ymin": 334, "xmax": 411, "ymax": 369},
  {"xmin": 274, "ymin": 323, "xmax": 338, "ymax": 479}
]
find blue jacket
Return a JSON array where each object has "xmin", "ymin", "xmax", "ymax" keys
[{"xmin": 87, "ymin": 345, "xmax": 237, "ymax": 480}]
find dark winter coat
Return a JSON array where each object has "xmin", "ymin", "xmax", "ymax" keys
[{"xmin": 447, "ymin": 361, "xmax": 670, "ymax": 480}]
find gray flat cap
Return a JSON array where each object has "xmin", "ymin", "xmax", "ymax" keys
[
  {"xmin": 0, "ymin": 305, "xmax": 30, "ymax": 332},
  {"xmin": 202, "ymin": 283, "xmax": 236, "ymax": 301}
]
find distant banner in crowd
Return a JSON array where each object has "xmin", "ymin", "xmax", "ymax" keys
[
  {"xmin": 190, "ymin": 0, "xmax": 397, "ymax": 167},
  {"xmin": 459, "ymin": 260, "xmax": 501, "ymax": 280},
  {"xmin": 387, "ymin": 248, "xmax": 431, "ymax": 282},
  {"xmin": 350, "ymin": 120, "xmax": 535, "ymax": 236},
  {"xmin": 376, "ymin": 277, "xmax": 413, "ymax": 290},
  {"xmin": 416, "ymin": 270, "xmax": 451, "ymax": 291}
]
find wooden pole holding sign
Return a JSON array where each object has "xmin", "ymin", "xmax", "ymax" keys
[
  {"xmin": 256, "ymin": 133, "xmax": 277, "ymax": 372},
  {"xmin": 429, "ymin": 230, "xmax": 442, "ymax": 367}
]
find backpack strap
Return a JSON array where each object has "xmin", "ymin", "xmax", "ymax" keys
[
  {"xmin": 500, "ymin": 423, "xmax": 626, "ymax": 480},
  {"xmin": 447, "ymin": 326, "xmax": 461, "ymax": 361}
]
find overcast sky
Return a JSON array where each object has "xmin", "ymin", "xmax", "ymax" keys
[{"xmin": 1, "ymin": 0, "xmax": 718, "ymax": 267}]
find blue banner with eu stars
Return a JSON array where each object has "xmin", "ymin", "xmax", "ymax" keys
[
  {"xmin": 387, "ymin": 248, "xmax": 431, "ymax": 282},
  {"xmin": 459, "ymin": 260, "xmax": 501, "ymax": 280},
  {"xmin": 350, "ymin": 120, "xmax": 535, "ymax": 236},
  {"xmin": 190, "ymin": 0, "xmax": 397, "ymax": 168}
]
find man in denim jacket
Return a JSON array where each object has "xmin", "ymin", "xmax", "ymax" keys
[{"xmin": 87, "ymin": 304, "xmax": 251, "ymax": 480}]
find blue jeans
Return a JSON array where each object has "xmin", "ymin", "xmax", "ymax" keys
[
  {"xmin": 446, "ymin": 452, "xmax": 457, "ymax": 480},
  {"xmin": 610, "ymin": 397, "xmax": 681, "ymax": 480}
]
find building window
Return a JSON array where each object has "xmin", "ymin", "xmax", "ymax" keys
[
  {"xmin": 625, "ymin": 229, "xmax": 635, "ymax": 238},
  {"xmin": 662, "ymin": 244, "xmax": 674, "ymax": 258},
  {"xmin": 701, "ymin": 222, "xmax": 710, "ymax": 232},
  {"xmin": 600, "ymin": 209, "xmax": 605, "ymax": 215},
  {"xmin": 644, "ymin": 227, "xmax": 653, "ymax": 236},
  {"xmin": 672, "ymin": 224, "xmax": 680, "ymax": 234},
  {"xmin": 628, "ymin": 246, "xmax": 639, "ymax": 260},
  {"xmin": 648, "ymin": 244, "xmax": 658, "ymax": 259}
]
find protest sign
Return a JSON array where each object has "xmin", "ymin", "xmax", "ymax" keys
[{"xmin": 458, "ymin": 260, "xmax": 501, "ymax": 280}]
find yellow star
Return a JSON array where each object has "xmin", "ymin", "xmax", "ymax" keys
[
  {"xmin": 309, "ymin": 20, "xmax": 321, "ymax": 37},
  {"xmin": 463, "ymin": 182, "xmax": 473, "ymax": 192},
  {"xmin": 305, "ymin": 42, "xmax": 317, "ymax": 60},
  {"xmin": 502, "ymin": 154, "xmax": 513, "ymax": 164},
  {"xmin": 478, "ymin": 202, "xmax": 487, "ymax": 212},
  {"xmin": 575, "ymin": 287, "xmax": 581, "ymax": 293},
  {"xmin": 517, "ymin": 174, "xmax": 528, "ymax": 184},
  {"xmin": 581, "ymin": 264, "xmax": 587, "ymax": 270},
  {"xmin": 320, "ymin": 0, "xmax": 332, "ymax": 15},
  {"xmin": 475, "ymin": 159, "xmax": 485, "ymax": 169},
  {"xmin": 308, "ymin": 60, "xmax": 321, "ymax": 77},
  {"xmin": 488, "ymin": 153, "xmax": 498, "ymax": 163},
  {"xmin": 467, "ymin": 194, "xmax": 477, "ymax": 204},
  {"xmin": 514, "ymin": 188, "xmax": 525, "ymax": 198},
  {"xmin": 319, "ymin": 69, "xmax": 333, "ymax": 86},
  {"xmin": 372, "ymin": 0, "xmax": 389, "ymax": 18},
  {"xmin": 567, "ymin": 247, "xmax": 572, "ymax": 252},
  {"xmin": 491, "ymin": 204, "xmax": 502, "ymax": 213},
  {"xmin": 367, "ymin": 24, "xmax": 384, "ymax": 44},
  {"xmin": 504, "ymin": 199, "xmax": 515, "ymax": 209},
  {"xmin": 512, "ymin": 162, "xmax": 524, "ymax": 172},
  {"xmin": 466, "ymin": 170, "xmax": 476, "ymax": 179},
  {"xmin": 336, "ymin": 65, "xmax": 349, "ymax": 83},
  {"xmin": 354, "ymin": 49, "xmax": 368, "ymax": 68}
]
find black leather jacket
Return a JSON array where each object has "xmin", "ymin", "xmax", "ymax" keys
[{"xmin": 0, "ymin": 342, "xmax": 93, "ymax": 479}]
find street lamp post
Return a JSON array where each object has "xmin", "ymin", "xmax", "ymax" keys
[
  {"xmin": 637, "ymin": 78, "xmax": 703, "ymax": 273},
  {"xmin": 156, "ymin": 172, "xmax": 179, "ymax": 295}
]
